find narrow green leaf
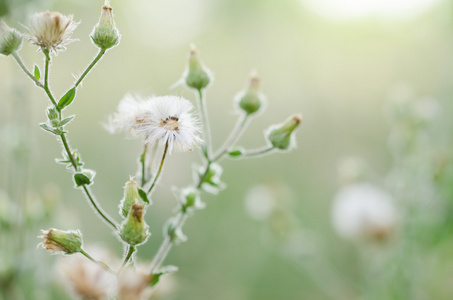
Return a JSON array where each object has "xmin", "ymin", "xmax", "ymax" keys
[
  {"xmin": 34, "ymin": 65, "xmax": 40, "ymax": 80},
  {"xmin": 39, "ymin": 123, "xmax": 60, "ymax": 135},
  {"xmin": 138, "ymin": 188, "xmax": 150, "ymax": 204},
  {"xmin": 58, "ymin": 88, "xmax": 76, "ymax": 110},
  {"xmin": 60, "ymin": 115, "xmax": 75, "ymax": 127},
  {"xmin": 74, "ymin": 173, "xmax": 91, "ymax": 186}
]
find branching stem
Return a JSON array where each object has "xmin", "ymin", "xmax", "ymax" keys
[
  {"xmin": 74, "ymin": 48, "xmax": 106, "ymax": 88},
  {"xmin": 147, "ymin": 142, "xmax": 169, "ymax": 195},
  {"xmin": 80, "ymin": 249, "xmax": 114, "ymax": 274},
  {"xmin": 119, "ymin": 246, "xmax": 136, "ymax": 274}
]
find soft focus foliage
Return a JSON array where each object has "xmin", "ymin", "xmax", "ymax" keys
[{"xmin": 1, "ymin": 0, "xmax": 453, "ymax": 299}]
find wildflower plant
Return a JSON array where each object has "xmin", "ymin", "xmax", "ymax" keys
[{"xmin": 2, "ymin": 1, "xmax": 302, "ymax": 298}]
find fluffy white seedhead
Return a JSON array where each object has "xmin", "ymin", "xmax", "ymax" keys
[
  {"xmin": 332, "ymin": 183, "xmax": 397, "ymax": 242},
  {"xmin": 27, "ymin": 11, "xmax": 79, "ymax": 52},
  {"xmin": 107, "ymin": 95, "xmax": 202, "ymax": 152}
]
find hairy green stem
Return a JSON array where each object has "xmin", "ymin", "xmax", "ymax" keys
[
  {"xmin": 197, "ymin": 89, "xmax": 212, "ymax": 160},
  {"xmin": 119, "ymin": 246, "xmax": 136, "ymax": 274},
  {"xmin": 82, "ymin": 185, "xmax": 118, "ymax": 230},
  {"xmin": 147, "ymin": 142, "xmax": 169, "ymax": 195},
  {"xmin": 11, "ymin": 52, "xmax": 43, "ymax": 88},
  {"xmin": 74, "ymin": 48, "xmax": 106, "ymax": 88},
  {"xmin": 80, "ymin": 249, "xmax": 114, "ymax": 274},
  {"xmin": 149, "ymin": 212, "xmax": 187, "ymax": 273},
  {"xmin": 140, "ymin": 144, "xmax": 148, "ymax": 187},
  {"xmin": 211, "ymin": 114, "xmax": 249, "ymax": 162},
  {"xmin": 243, "ymin": 146, "xmax": 274, "ymax": 157},
  {"xmin": 13, "ymin": 48, "xmax": 118, "ymax": 230},
  {"xmin": 43, "ymin": 50, "xmax": 58, "ymax": 107}
]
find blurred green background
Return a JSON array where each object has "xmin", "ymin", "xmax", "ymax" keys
[{"xmin": 1, "ymin": 0, "xmax": 453, "ymax": 299}]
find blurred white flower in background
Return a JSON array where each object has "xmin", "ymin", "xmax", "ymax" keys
[
  {"xmin": 331, "ymin": 183, "xmax": 397, "ymax": 242},
  {"xmin": 57, "ymin": 248, "xmax": 116, "ymax": 300},
  {"xmin": 245, "ymin": 185, "xmax": 276, "ymax": 221}
]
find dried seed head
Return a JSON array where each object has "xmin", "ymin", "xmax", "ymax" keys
[
  {"xmin": 39, "ymin": 228, "xmax": 83, "ymax": 255},
  {"xmin": 27, "ymin": 11, "xmax": 79, "ymax": 53}
]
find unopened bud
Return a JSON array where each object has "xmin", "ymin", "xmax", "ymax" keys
[
  {"xmin": 119, "ymin": 178, "xmax": 142, "ymax": 218},
  {"xmin": 46, "ymin": 107, "xmax": 59, "ymax": 121},
  {"xmin": 119, "ymin": 204, "xmax": 150, "ymax": 246},
  {"xmin": 39, "ymin": 228, "xmax": 83, "ymax": 254},
  {"xmin": 91, "ymin": 1, "xmax": 120, "ymax": 49},
  {"xmin": 266, "ymin": 114, "xmax": 302, "ymax": 151},
  {"xmin": 0, "ymin": 21, "xmax": 22, "ymax": 56},
  {"xmin": 179, "ymin": 187, "xmax": 205, "ymax": 211},
  {"xmin": 236, "ymin": 72, "xmax": 265, "ymax": 115},
  {"xmin": 184, "ymin": 44, "xmax": 211, "ymax": 92}
]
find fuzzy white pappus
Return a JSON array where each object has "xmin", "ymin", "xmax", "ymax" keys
[{"xmin": 107, "ymin": 95, "xmax": 202, "ymax": 152}]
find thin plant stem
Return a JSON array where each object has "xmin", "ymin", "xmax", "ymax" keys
[
  {"xmin": 197, "ymin": 89, "xmax": 212, "ymax": 160},
  {"xmin": 60, "ymin": 133, "xmax": 78, "ymax": 170},
  {"xmin": 211, "ymin": 114, "xmax": 249, "ymax": 162},
  {"xmin": 149, "ymin": 212, "xmax": 187, "ymax": 273},
  {"xmin": 11, "ymin": 52, "xmax": 43, "ymax": 88},
  {"xmin": 14, "ymin": 48, "xmax": 118, "ymax": 230},
  {"xmin": 74, "ymin": 48, "xmax": 106, "ymax": 88},
  {"xmin": 80, "ymin": 249, "xmax": 114, "ymax": 274},
  {"xmin": 43, "ymin": 50, "xmax": 58, "ymax": 107},
  {"xmin": 149, "ymin": 157, "xmax": 213, "ymax": 273},
  {"xmin": 82, "ymin": 185, "xmax": 118, "ymax": 230},
  {"xmin": 140, "ymin": 144, "xmax": 148, "ymax": 187},
  {"xmin": 243, "ymin": 146, "xmax": 275, "ymax": 157},
  {"xmin": 119, "ymin": 246, "xmax": 136, "ymax": 274},
  {"xmin": 147, "ymin": 142, "xmax": 169, "ymax": 195}
]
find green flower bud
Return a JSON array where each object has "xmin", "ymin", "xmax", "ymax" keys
[
  {"xmin": 119, "ymin": 204, "xmax": 150, "ymax": 246},
  {"xmin": 265, "ymin": 114, "xmax": 302, "ymax": 151},
  {"xmin": 91, "ymin": 1, "xmax": 120, "ymax": 49},
  {"xmin": 176, "ymin": 187, "xmax": 205, "ymax": 212},
  {"xmin": 46, "ymin": 107, "xmax": 59, "ymax": 121},
  {"xmin": 0, "ymin": 21, "xmax": 22, "ymax": 56},
  {"xmin": 184, "ymin": 45, "xmax": 212, "ymax": 92},
  {"xmin": 39, "ymin": 228, "xmax": 83, "ymax": 255},
  {"xmin": 236, "ymin": 72, "xmax": 265, "ymax": 115},
  {"xmin": 164, "ymin": 217, "xmax": 187, "ymax": 243},
  {"xmin": 119, "ymin": 178, "xmax": 143, "ymax": 218}
]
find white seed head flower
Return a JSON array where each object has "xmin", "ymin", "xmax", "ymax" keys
[
  {"xmin": 331, "ymin": 183, "xmax": 397, "ymax": 242},
  {"xmin": 107, "ymin": 95, "xmax": 202, "ymax": 152},
  {"xmin": 27, "ymin": 11, "xmax": 79, "ymax": 52}
]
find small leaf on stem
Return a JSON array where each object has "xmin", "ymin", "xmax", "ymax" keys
[
  {"xmin": 58, "ymin": 88, "xmax": 76, "ymax": 110},
  {"xmin": 34, "ymin": 65, "xmax": 41, "ymax": 80},
  {"xmin": 138, "ymin": 188, "xmax": 150, "ymax": 204},
  {"xmin": 74, "ymin": 173, "xmax": 91, "ymax": 186}
]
